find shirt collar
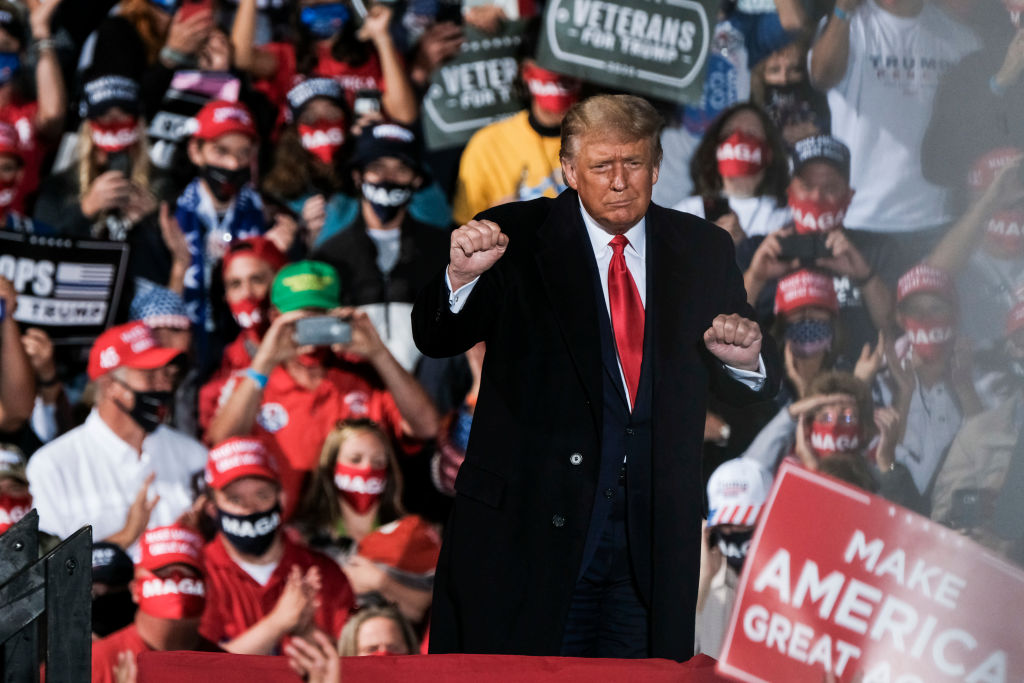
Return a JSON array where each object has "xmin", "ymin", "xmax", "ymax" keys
[
  {"xmin": 579, "ymin": 199, "xmax": 646, "ymax": 260},
  {"xmin": 85, "ymin": 409, "xmax": 147, "ymax": 460}
]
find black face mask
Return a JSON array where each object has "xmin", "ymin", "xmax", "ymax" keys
[
  {"xmin": 92, "ymin": 590, "xmax": 137, "ymax": 638},
  {"xmin": 217, "ymin": 502, "xmax": 281, "ymax": 557},
  {"xmin": 201, "ymin": 164, "xmax": 251, "ymax": 202},
  {"xmin": 115, "ymin": 382, "xmax": 172, "ymax": 433},
  {"xmin": 716, "ymin": 528, "xmax": 755, "ymax": 572},
  {"xmin": 362, "ymin": 181, "xmax": 413, "ymax": 224}
]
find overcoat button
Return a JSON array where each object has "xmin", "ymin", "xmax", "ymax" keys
[
  {"xmin": 551, "ymin": 514, "xmax": 565, "ymax": 528},
  {"xmin": 569, "ymin": 453, "xmax": 583, "ymax": 465}
]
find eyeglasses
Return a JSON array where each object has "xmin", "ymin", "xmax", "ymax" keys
[{"xmin": 814, "ymin": 408, "xmax": 857, "ymax": 425}]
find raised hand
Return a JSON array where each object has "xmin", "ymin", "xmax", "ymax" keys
[
  {"xmin": 703, "ymin": 314, "xmax": 762, "ymax": 372},
  {"xmin": 105, "ymin": 473, "xmax": 160, "ymax": 549},
  {"xmin": 853, "ymin": 331, "xmax": 885, "ymax": 386},
  {"xmin": 448, "ymin": 219, "xmax": 509, "ymax": 290},
  {"xmin": 21, "ymin": 327, "xmax": 56, "ymax": 384},
  {"xmin": 284, "ymin": 630, "xmax": 341, "ymax": 683},
  {"xmin": 748, "ymin": 228, "xmax": 799, "ymax": 284},
  {"xmin": 269, "ymin": 565, "xmax": 318, "ymax": 634}
]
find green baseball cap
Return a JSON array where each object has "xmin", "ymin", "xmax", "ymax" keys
[{"xmin": 270, "ymin": 261, "xmax": 341, "ymax": 313}]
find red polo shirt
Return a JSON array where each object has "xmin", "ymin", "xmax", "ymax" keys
[
  {"xmin": 198, "ymin": 337, "xmax": 254, "ymax": 436},
  {"xmin": 91, "ymin": 623, "xmax": 220, "ymax": 683},
  {"xmin": 199, "ymin": 534, "xmax": 354, "ymax": 650},
  {"xmin": 248, "ymin": 363, "xmax": 413, "ymax": 518}
]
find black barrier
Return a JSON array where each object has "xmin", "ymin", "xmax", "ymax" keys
[{"xmin": 0, "ymin": 510, "xmax": 91, "ymax": 682}]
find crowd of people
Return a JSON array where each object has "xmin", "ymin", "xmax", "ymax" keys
[{"xmin": 0, "ymin": 0, "xmax": 1021, "ymax": 678}]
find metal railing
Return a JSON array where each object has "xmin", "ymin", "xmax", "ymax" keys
[{"xmin": 0, "ymin": 510, "xmax": 91, "ymax": 682}]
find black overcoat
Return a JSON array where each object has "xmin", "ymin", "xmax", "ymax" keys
[{"xmin": 412, "ymin": 189, "xmax": 780, "ymax": 661}]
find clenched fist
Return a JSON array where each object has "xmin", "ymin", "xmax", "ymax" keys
[
  {"xmin": 703, "ymin": 313, "xmax": 762, "ymax": 372},
  {"xmin": 448, "ymin": 219, "xmax": 509, "ymax": 290}
]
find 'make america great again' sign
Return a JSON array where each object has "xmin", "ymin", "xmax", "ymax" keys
[
  {"xmin": 535, "ymin": 0, "xmax": 717, "ymax": 104},
  {"xmin": 717, "ymin": 463, "xmax": 1024, "ymax": 683}
]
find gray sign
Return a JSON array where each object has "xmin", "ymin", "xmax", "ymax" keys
[
  {"xmin": 536, "ymin": 0, "xmax": 717, "ymax": 104},
  {"xmin": 423, "ymin": 22, "xmax": 527, "ymax": 150}
]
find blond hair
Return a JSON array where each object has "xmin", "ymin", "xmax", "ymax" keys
[
  {"xmin": 337, "ymin": 605, "xmax": 418, "ymax": 656},
  {"xmin": 294, "ymin": 419, "xmax": 406, "ymax": 532},
  {"xmin": 77, "ymin": 118, "xmax": 151, "ymax": 200},
  {"xmin": 559, "ymin": 94, "xmax": 664, "ymax": 165}
]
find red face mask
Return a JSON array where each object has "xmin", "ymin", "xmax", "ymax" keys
[
  {"xmin": 298, "ymin": 121, "xmax": 345, "ymax": 165},
  {"xmin": 522, "ymin": 64, "xmax": 581, "ymax": 116},
  {"xmin": 716, "ymin": 130, "xmax": 770, "ymax": 178},
  {"xmin": 91, "ymin": 119, "xmax": 140, "ymax": 153},
  {"xmin": 228, "ymin": 296, "xmax": 270, "ymax": 343},
  {"xmin": 137, "ymin": 571, "xmax": 206, "ymax": 619},
  {"xmin": 809, "ymin": 421, "xmax": 860, "ymax": 459},
  {"xmin": 295, "ymin": 347, "xmax": 331, "ymax": 367},
  {"xmin": 787, "ymin": 186, "xmax": 851, "ymax": 234},
  {"xmin": 0, "ymin": 492, "xmax": 31, "ymax": 534},
  {"xmin": 334, "ymin": 462, "xmax": 388, "ymax": 514},
  {"xmin": 985, "ymin": 209, "xmax": 1024, "ymax": 257},
  {"xmin": 903, "ymin": 317, "xmax": 955, "ymax": 363}
]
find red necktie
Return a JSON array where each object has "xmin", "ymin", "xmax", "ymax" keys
[{"xmin": 608, "ymin": 235, "xmax": 645, "ymax": 409}]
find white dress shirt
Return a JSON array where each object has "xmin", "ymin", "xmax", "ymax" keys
[
  {"xmin": 446, "ymin": 201, "xmax": 766, "ymax": 405},
  {"xmin": 26, "ymin": 410, "xmax": 208, "ymax": 558}
]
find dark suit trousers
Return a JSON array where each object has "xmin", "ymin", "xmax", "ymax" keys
[{"xmin": 559, "ymin": 468, "xmax": 650, "ymax": 658}]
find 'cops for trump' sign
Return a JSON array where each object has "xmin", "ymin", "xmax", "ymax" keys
[
  {"xmin": 0, "ymin": 231, "xmax": 129, "ymax": 344},
  {"xmin": 718, "ymin": 462, "xmax": 1024, "ymax": 683},
  {"xmin": 536, "ymin": 0, "xmax": 717, "ymax": 104}
]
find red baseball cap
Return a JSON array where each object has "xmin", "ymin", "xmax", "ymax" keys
[
  {"xmin": 222, "ymin": 236, "xmax": 287, "ymax": 277},
  {"xmin": 897, "ymin": 263, "xmax": 955, "ymax": 305},
  {"xmin": 0, "ymin": 121, "xmax": 21, "ymax": 162},
  {"xmin": 967, "ymin": 147, "xmax": 1022, "ymax": 191},
  {"xmin": 205, "ymin": 436, "xmax": 279, "ymax": 490},
  {"xmin": 87, "ymin": 321, "xmax": 184, "ymax": 380},
  {"xmin": 774, "ymin": 269, "xmax": 839, "ymax": 316},
  {"xmin": 189, "ymin": 100, "xmax": 257, "ymax": 142},
  {"xmin": 356, "ymin": 515, "xmax": 441, "ymax": 576},
  {"xmin": 1007, "ymin": 301, "xmax": 1024, "ymax": 337},
  {"xmin": 138, "ymin": 524, "xmax": 204, "ymax": 573}
]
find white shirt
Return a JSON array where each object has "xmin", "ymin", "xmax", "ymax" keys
[
  {"xmin": 814, "ymin": 0, "xmax": 979, "ymax": 232},
  {"xmin": 446, "ymin": 201, "xmax": 766, "ymax": 405},
  {"xmin": 26, "ymin": 410, "xmax": 208, "ymax": 557},
  {"xmin": 235, "ymin": 557, "xmax": 279, "ymax": 586},
  {"xmin": 673, "ymin": 195, "xmax": 792, "ymax": 239}
]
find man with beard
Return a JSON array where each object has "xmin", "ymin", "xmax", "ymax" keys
[
  {"xmin": 26, "ymin": 322, "xmax": 206, "ymax": 553},
  {"xmin": 312, "ymin": 123, "xmax": 449, "ymax": 371}
]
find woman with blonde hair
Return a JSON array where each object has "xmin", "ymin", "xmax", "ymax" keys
[
  {"xmin": 293, "ymin": 418, "xmax": 437, "ymax": 622},
  {"xmin": 336, "ymin": 604, "xmax": 417, "ymax": 656},
  {"xmin": 35, "ymin": 73, "xmax": 192, "ymax": 296}
]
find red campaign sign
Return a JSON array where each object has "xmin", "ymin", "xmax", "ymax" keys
[{"xmin": 717, "ymin": 462, "xmax": 1024, "ymax": 683}]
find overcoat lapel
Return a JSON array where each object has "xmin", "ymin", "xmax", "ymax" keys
[{"xmin": 533, "ymin": 190, "xmax": 603, "ymax": 428}]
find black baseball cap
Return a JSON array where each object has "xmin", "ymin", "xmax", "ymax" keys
[
  {"xmin": 792, "ymin": 135, "xmax": 851, "ymax": 182},
  {"xmin": 350, "ymin": 123, "xmax": 424, "ymax": 177}
]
